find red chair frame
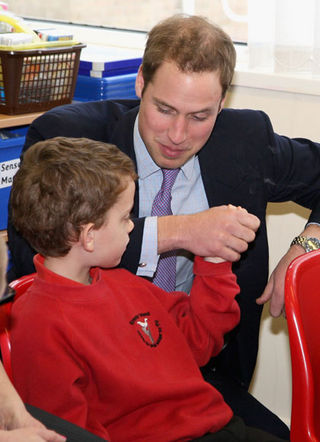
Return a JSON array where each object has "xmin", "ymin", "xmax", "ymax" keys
[
  {"xmin": 285, "ymin": 250, "xmax": 320, "ymax": 442},
  {"xmin": 0, "ymin": 273, "xmax": 35, "ymax": 381}
]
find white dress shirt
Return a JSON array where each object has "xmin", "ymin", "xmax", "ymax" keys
[{"xmin": 134, "ymin": 116, "xmax": 209, "ymax": 293}]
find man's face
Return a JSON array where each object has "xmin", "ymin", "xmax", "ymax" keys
[{"xmin": 135, "ymin": 61, "xmax": 224, "ymax": 169}]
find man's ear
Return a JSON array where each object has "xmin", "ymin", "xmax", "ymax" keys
[
  {"xmin": 218, "ymin": 96, "xmax": 226, "ymax": 113},
  {"xmin": 80, "ymin": 223, "xmax": 95, "ymax": 252},
  {"xmin": 135, "ymin": 65, "xmax": 144, "ymax": 98}
]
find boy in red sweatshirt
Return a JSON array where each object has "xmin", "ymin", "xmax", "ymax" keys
[{"xmin": 9, "ymin": 137, "xmax": 286, "ymax": 441}]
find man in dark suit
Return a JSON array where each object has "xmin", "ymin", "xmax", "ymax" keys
[{"xmin": 8, "ymin": 14, "xmax": 320, "ymax": 439}]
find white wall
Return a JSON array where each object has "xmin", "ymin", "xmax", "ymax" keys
[{"xmin": 225, "ymin": 77, "xmax": 320, "ymax": 426}]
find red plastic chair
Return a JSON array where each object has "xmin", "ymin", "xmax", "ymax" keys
[
  {"xmin": 285, "ymin": 250, "xmax": 320, "ymax": 442},
  {"xmin": 0, "ymin": 273, "xmax": 35, "ymax": 382}
]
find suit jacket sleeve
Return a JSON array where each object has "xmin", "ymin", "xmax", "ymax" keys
[
  {"xmin": 255, "ymin": 110, "xmax": 320, "ymax": 220},
  {"xmin": 200, "ymin": 109, "xmax": 320, "ymax": 223}
]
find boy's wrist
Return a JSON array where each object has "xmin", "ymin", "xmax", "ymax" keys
[
  {"xmin": 194, "ymin": 256, "xmax": 232, "ymax": 275},
  {"xmin": 204, "ymin": 257, "xmax": 226, "ymax": 263}
]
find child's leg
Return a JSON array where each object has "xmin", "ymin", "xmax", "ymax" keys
[
  {"xmin": 26, "ymin": 404, "xmax": 107, "ymax": 441},
  {"xmin": 191, "ymin": 415, "xmax": 289, "ymax": 442}
]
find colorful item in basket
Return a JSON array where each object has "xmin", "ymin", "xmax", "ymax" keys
[
  {"xmin": 35, "ymin": 28, "xmax": 74, "ymax": 42},
  {"xmin": 0, "ymin": 32, "xmax": 33, "ymax": 46},
  {"xmin": 0, "ymin": 10, "xmax": 36, "ymax": 38},
  {"xmin": 0, "ymin": 21, "xmax": 10, "ymax": 32},
  {"xmin": 0, "ymin": 10, "xmax": 78, "ymax": 50}
]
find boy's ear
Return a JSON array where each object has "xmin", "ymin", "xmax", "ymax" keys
[
  {"xmin": 80, "ymin": 223, "xmax": 95, "ymax": 252},
  {"xmin": 135, "ymin": 65, "xmax": 144, "ymax": 98}
]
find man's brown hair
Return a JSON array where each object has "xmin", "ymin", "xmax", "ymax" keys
[
  {"xmin": 11, "ymin": 137, "xmax": 137, "ymax": 257},
  {"xmin": 141, "ymin": 14, "xmax": 236, "ymax": 98}
]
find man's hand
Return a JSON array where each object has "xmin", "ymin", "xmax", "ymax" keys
[
  {"xmin": 158, "ymin": 204, "xmax": 260, "ymax": 262},
  {"xmin": 256, "ymin": 224, "xmax": 320, "ymax": 317},
  {"xmin": 0, "ymin": 427, "xmax": 66, "ymax": 442},
  {"xmin": 256, "ymin": 246, "xmax": 304, "ymax": 317}
]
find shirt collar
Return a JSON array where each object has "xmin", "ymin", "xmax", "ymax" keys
[{"xmin": 133, "ymin": 114, "xmax": 197, "ymax": 182}]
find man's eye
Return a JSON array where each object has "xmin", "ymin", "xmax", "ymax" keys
[
  {"xmin": 192, "ymin": 114, "xmax": 207, "ymax": 121},
  {"xmin": 158, "ymin": 106, "xmax": 171, "ymax": 114}
]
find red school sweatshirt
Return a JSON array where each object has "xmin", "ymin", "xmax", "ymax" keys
[{"xmin": 11, "ymin": 255, "xmax": 240, "ymax": 441}]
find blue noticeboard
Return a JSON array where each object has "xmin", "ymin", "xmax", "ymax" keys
[{"xmin": 0, "ymin": 126, "xmax": 27, "ymax": 230}]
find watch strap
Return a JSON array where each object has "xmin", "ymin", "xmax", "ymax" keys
[{"xmin": 290, "ymin": 235, "xmax": 320, "ymax": 252}]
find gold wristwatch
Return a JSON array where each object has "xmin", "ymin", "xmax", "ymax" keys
[{"xmin": 290, "ymin": 236, "xmax": 320, "ymax": 253}]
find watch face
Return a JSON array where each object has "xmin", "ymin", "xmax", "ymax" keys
[
  {"xmin": 303, "ymin": 238, "xmax": 320, "ymax": 252},
  {"xmin": 307, "ymin": 239, "xmax": 320, "ymax": 250}
]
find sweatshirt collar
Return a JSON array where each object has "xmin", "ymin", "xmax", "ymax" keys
[{"xmin": 33, "ymin": 254, "xmax": 100, "ymax": 287}]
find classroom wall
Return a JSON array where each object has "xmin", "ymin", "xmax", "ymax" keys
[{"xmin": 224, "ymin": 78, "xmax": 319, "ymax": 426}]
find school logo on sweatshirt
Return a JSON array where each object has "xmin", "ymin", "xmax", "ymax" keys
[{"xmin": 129, "ymin": 312, "xmax": 162, "ymax": 347}]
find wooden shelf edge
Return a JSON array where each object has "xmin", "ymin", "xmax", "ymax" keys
[{"xmin": 0, "ymin": 112, "xmax": 43, "ymax": 129}]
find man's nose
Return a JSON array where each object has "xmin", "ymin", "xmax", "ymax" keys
[{"xmin": 167, "ymin": 115, "xmax": 188, "ymax": 145}]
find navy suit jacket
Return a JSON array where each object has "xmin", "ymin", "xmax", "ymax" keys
[{"xmin": 8, "ymin": 99, "xmax": 320, "ymax": 387}]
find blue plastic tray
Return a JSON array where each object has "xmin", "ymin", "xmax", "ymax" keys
[
  {"xmin": 74, "ymin": 73, "xmax": 138, "ymax": 101},
  {"xmin": 79, "ymin": 57, "xmax": 141, "ymax": 77}
]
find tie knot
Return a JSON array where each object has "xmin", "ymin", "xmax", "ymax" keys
[{"xmin": 161, "ymin": 168, "xmax": 180, "ymax": 191}]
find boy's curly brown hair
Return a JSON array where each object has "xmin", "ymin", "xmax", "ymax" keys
[{"xmin": 11, "ymin": 137, "xmax": 137, "ymax": 257}]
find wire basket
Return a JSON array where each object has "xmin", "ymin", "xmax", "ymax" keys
[{"xmin": 0, "ymin": 42, "xmax": 85, "ymax": 114}]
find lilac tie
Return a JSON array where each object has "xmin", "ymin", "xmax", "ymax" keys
[{"xmin": 151, "ymin": 168, "xmax": 180, "ymax": 292}]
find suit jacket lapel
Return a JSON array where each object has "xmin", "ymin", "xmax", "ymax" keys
[
  {"xmin": 198, "ymin": 110, "xmax": 249, "ymax": 208},
  {"xmin": 109, "ymin": 106, "xmax": 140, "ymax": 216}
]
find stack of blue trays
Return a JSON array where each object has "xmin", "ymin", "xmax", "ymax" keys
[
  {"xmin": 74, "ymin": 73, "xmax": 139, "ymax": 102},
  {"xmin": 73, "ymin": 46, "xmax": 142, "ymax": 102}
]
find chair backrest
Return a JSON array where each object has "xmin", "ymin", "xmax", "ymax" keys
[
  {"xmin": 285, "ymin": 250, "xmax": 320, "ymax": 442},
  {"xmin": 0, "ymin": 273, "xmax": 35, "ymax": 381}
]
